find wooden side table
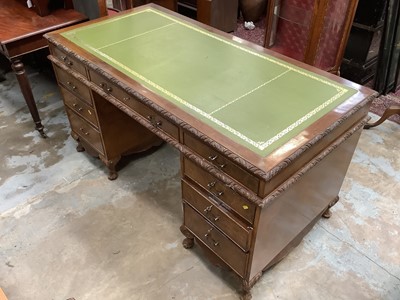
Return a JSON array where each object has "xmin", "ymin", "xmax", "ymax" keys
[{"xmin": 0, "ymin": 0, "xmax": 87, "ymax": 137}]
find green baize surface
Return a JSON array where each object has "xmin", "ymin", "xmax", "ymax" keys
[{"xmin": 62, "ymin": 9, "xmax": 357, "ymax": 157}]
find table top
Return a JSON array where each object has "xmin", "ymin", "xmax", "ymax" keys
[
  {"xmin": 0, "ymin": 0, "xmax": 87, "ymax": 46},
  {"xmin": 47, "ymin": 5, "xmax": 376, "ymax": 164}
]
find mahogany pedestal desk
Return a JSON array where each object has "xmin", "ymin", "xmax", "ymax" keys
[
  {"xmin": 45, "ymin": 4, "xmax": 377, "ymax": 298},
  {"xmin": 0, "ymin": 0, "xmax": 87, "ymax": 137}
]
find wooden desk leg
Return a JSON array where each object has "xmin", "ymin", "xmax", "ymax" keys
[
  {"xmin": 11, "ymin": 59, "xmax": 46, "ymax": 137},
  {"xmin": 364, "ymin": 105, "xmax": 400, "ymax": 129},
  {"xmin": 322, "ymin": 195, "xmax": 339, "ymax": 218}
]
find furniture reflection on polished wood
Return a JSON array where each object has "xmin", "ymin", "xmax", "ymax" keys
[
  {"xmin": 264, "ymin": 0, "xmax": 359, "ymax": 74},
  {"xmin": 0, "ymin": 0, "xmax": 88, "ymax": 137},
  {"xmin": 45, "ymin": 5, "xmax": 376, "ymax": 298}
]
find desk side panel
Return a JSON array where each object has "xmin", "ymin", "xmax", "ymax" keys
[{"xmin": 249, "ymin": 123, "xmax": 364, "ymax": 281}]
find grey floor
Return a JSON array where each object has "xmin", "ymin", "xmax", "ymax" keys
[{"xmin": 0, "ymin": 62, "xmax": 399, "ymax": 300}]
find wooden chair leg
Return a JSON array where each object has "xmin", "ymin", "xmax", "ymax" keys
[{"xmin": 364, "ymin": 105, "xmax": 400, "ymax": 129}]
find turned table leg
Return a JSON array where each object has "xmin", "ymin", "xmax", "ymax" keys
[{"xmin": 11, "ymin": 58, "xmax": 46, "ymax": 137}]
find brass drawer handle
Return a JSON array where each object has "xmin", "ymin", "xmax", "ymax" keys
[
  {"xmin": 204, "ymin": 205, "xmax": 213, "ymax": 213},
  {"xmin": 66, "ymin": 81, "xmax": 77, "ymax": 90},
  {"xmin": 208, "ymin": 154, "xmax": 218, "ymax": 161},
  {"xmin": 208, "ymin": 154, "xmax": 226, "ymax": 169},
  {"xmin": 204, "ymin": 228, "xmax": 213, "ymax": 237},
  {"xmin": 147, "ymin": 115, "xmax": 162, "ymax": 127},
  {"xmin": 72, "ymin": 103, "xmax": 83, "ymax": 112},
  {"xmin": 61, "ymin": 55, "xmax": 73, "ymax": 66},
  {"xmin": 203, "ymin": 205, "xmax": 220, "ymax": 222},
  {"xmin": 207, "ymin": 181, "xmax": 224, "ymax": 196},
  {"xmin": 207, "ymin": 181, "xmax": 216, "ymax": 188},
  {"xmin": 204, "ymin": 228, "xmax": 219, "ymax": 247},
  {"xmin": 100, "ymin": 82, "xmax": 112, "ymax": 93},
  {"xmin": 79, "ymin": 127, "xmax": 89, "ymax": 136}
]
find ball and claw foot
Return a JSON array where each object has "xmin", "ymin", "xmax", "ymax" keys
[
  {"xmin": 182, "ymin": 237, "xmax": 194, "ymax": 249},
  {"xmin": 240, "ymin": 286, "xmax": 252, "ymax": 300},
  {"xmin": 180, "ymin": 225, "xmax": 194, "ymax": 249},
  {"xmin": 108, "ymin": 171, "xmax": 118, "ymax": 181},
  {"xmin": 322, "ymin": 196, "xmax": 339, "ymax": 219},
  {"xmin": 322, "ymin": 208, "xmax": 332, "ymax": 218},
  {"xmin": 76, "ymin": 143, "xmax": 85, "ymax": 152}
]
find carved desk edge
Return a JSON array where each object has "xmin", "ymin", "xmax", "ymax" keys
[{"xmin": 46, "ymin": 36, "xmax": 377, "ymax": 207}]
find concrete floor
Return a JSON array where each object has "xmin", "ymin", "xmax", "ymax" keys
[{"xmin": 0, "ymin": 62, "xmax": 399, "ymax": 300}]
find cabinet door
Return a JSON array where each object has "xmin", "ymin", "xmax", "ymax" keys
[
  {"xmin": 265, "ymin": 0, "xmax": 316, "ymax": 62},
  {"xmin": 312, "ymin": 0, "xmax": 357, "ymax": 72},
  {"xmin": 374, "ymin": 0, "xmax": 400, "ymax": 93},
  {"xmin": 265, "ymin": 0, "xmax": 358, "ymax": 73}
]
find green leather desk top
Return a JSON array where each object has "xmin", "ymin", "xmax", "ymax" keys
[{"xmin": 61, "ymin": 8, "xmax": 357, "ymax": 156}]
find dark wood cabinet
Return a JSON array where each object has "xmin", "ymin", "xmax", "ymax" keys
[
  {"xmin": 374, "ymin": 0, "xmax": 400, "ymax": 94},
  {"xmin": 341, "ymin": 0, "xmax": 387, "ymax": 85},
  {"xmin": 177, "ymin": 0, "xmax": 239, "ymax": 32},
  {"xmin": 264, "ymin": 0, "xmax": 359, "ymax": 74}
]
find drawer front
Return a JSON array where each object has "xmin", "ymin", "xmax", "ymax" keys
[
  {"xmin": 66, "ymin": 108, "xmax": 104, "ymax": 155},
  {"xmin": 89, "ymin": 70, "xmax": 179, "ymax": 140},
  {"xmin": 183, "ymin": 132, "xmax": 259, "ymax": 193},
  {"xmin": 50, "ymin": 45, "xmax": 87, "ymax": 77},
  {"xmin": 182, "ymin": 179, "xmax": 252, "ymax": 251},
  {"xmin": 184, "ymin": 204, "xmax": 248, "ymax": 277},
  {"xmin": 61, "ymin": 86, "xmax": 98, "ymax": 128},
  {"xmin": 183, "ymin": 158, "xmax": 256, "ymax": 224},
  {"xmin": 54, "ymin": 65, "xmax": 93, "ymax": 106}
]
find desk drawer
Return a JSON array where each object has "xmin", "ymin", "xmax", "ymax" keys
[
  {"xmin": 183, "ymin": 157, "xmax": 256, "ymax": 224},
  {"xmin": 182, "ymin": 179, "xmax": 252, "ymax": 251},
  {"xmin": 89, "ymin": 70, "xmax": 179, "ymax": 140},
  {"xmin": 61, "ymin": 86, "xmax": 98, "ymax": 128},
  {"xmin": 183, "ymin": 132, "xmax": 259, "ymax": 193},
  {"xmin": 54, "ymin": 65, "xmax": 93, "ymax": 106},
  {"xmin": 50, "ymin": 45, "xmax": 87, "ymax": 77},
  {"xmin": 66, "ymin": 108, "xmax": 104, "ymax": 155},
  {"xmin": 184, "ymin": 204, "xmax": 248, "ymax": 277}
]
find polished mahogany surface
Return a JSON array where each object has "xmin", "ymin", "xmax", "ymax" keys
[
  {"xmin": 0, "ymin": 0, "xmax": 87, "ymax": 137},
  {"xmin": 0, "ymin": 0, "xmax": 87, "ymax": 49}
]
